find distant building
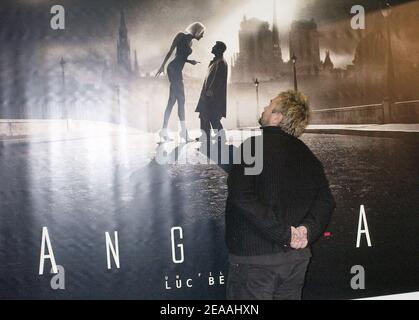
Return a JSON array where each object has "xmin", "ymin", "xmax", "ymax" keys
[
  {"xmin": 322, "ymin": 50, "xmax": 334, "ymax": 71},
  {"xmin": 271, "ymin": 0, "xmax": 283, "ymax": 70},
  {"xmin": 117, "ymin": 10, "xmax": 140, "ymax": 77},
  {"xmin": 117, "ymin": 10, "xmax": 131, "ymax": 73},
  {"xmin": 231, "ymin": 2, "xmax": 327, "ymax": 82},
  {"xmin": 289, "ymin": 19, "xmax": 321, "ymax": 75},
  {"xmin": 231, "ymin": 0, "xmax": 284, "ymax": 82},
  {"xmin": 352, "ymin": 30, "xmax": 386, "ymax": 81}
]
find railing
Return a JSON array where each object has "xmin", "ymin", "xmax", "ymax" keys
[{"xmin": 311, "ymin": 100, "xmax": 419, "ymax": 124}]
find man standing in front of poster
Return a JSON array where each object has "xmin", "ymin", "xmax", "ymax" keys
[
  {"xmin": 225, "ymin": 90, "xmax": 335, "ymax": 300},
  {"xmin": 195, "ymin": 41, "xmax": 228, "ymax": 142}
]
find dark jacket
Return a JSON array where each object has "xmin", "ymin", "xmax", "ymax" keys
[
  {"xmin": 195, "ymin": 56, "xmax": 228, "ymax": 119},
  {"xmin": 225, "ymin": 126, "xmax": 335, "ymax": 256}
]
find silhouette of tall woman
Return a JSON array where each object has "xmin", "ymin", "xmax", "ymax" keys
[{"xmin": 156, "ymin": 22, "xmax": 205, "ymax": 142}]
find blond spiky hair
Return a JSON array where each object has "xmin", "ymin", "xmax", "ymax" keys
[{"xmin": 273, "ymin": 90, "xmax": 310, "ymax": 137}]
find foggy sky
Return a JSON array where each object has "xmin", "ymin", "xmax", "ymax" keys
[{"xmin": 1, "ymin": 0, "xmax": 416, "ymax": 78}]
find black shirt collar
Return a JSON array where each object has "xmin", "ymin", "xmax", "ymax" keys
[{"xmin": 261, "ymin": 126, "xmax": 286, "ymax": 134}]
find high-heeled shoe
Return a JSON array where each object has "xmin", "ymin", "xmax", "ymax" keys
[
  {"xmin": 159, "ymin": 129, "xmax": 173, "ymax": 143},
  {"xmin": 180, "ymin": 129, "xmax": 194, "ymax": 143}
]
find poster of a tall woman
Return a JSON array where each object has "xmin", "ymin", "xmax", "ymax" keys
[{"xmin": 155, "ymin": 22, "xmax": 206, "ymax": 143}]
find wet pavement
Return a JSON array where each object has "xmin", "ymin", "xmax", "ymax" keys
[{"xmin": 0, "ymin": 132, "xmax": 418, "ymax": 299}]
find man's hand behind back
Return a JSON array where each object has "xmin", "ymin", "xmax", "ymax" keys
[{"xmin": 290, "ymin": 226, "xmax": 308, "ymax": 249}]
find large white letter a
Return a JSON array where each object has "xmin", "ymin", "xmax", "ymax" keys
[
  {"xmin": 39, "ymin": 227, "xmax": 58, "ymax": 275},
  {"xmin": 356, "ymin": 205, "xmax": 372, "ymax": 248}
]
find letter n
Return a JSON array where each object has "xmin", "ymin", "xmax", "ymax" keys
[{"xmin": 105, "ymin": 231, "xmax": 120, "ymax": 269}]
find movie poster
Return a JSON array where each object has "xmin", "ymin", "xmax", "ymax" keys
[{"xmin": 0, "ymin": 0, "xmax": 418, "ymax": 300}]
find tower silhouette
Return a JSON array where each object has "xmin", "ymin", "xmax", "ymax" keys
[
  {"xmin": 272, "ymin": 0, "xmax": 282, "ymax": 62},
  {"xmin": 117, "ymin": 10, "xmax": 131, "ymax": 73}
]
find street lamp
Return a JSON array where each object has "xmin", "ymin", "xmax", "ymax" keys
[
  {"xmin": 291, "ymin": 53, "xmax": 298, "ymax": 92},
  {"xmin": 146, "ymin": 100, "xmax": 150, "ymax": 132},
  {"xmin": 59, "ymin": 57, "xmax": 68, "ymax": 119},
  {"xmin": 254, "ymin": 78, "xmax": 260, "ymax": 121},
  {"xmin": 114, "ymin": 84, "xmax": 121, "ymax": 124},
  {"xmin": 380, "ymin": 1, "xmax": 394, "ymax": 123}
]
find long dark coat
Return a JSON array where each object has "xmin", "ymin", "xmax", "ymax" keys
[{"xmin": 195, "ymin": 57, "xmax": 228, "ymax": 119}]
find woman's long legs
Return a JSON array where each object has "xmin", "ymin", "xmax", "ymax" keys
[
  {"xmin": 161, "ymin": 78, "xmax": 192, "ymax": 142},
  {"xmin": 175, "ymin": 81, "xmax": 192, "ymax": 142},
  {"xmin": 159, "ymin": 83, "xmax": 177, "ymax": 141},
  {"xmin": 175, "ymin": 81, "xmax": 189, "ymax": 136},
  {"xmin": 162, "ymin": 83, "xmax": 177, "ymax": 129},
  {"xmin": 176, "ymin": 81, "xmax": 185, "ymax": 122}
]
